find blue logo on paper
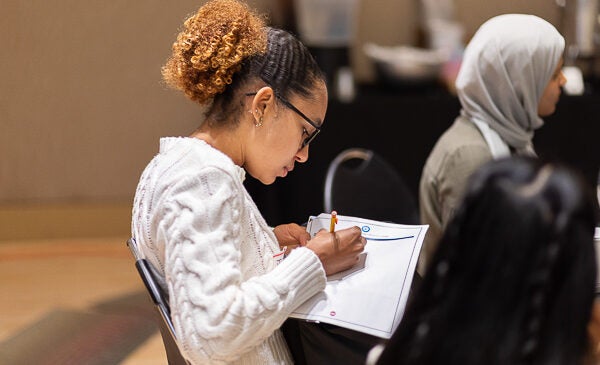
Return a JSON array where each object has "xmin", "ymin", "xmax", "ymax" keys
[{"xmin": 361, "ymin": 225, "xmax": 370, "ymax": 233}]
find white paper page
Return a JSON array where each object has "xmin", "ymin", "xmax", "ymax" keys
[{"xmin": 290, "ymin": 213, "xmax": 428, "ymax": 339}]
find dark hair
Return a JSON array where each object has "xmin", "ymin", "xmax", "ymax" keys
[
  {"xmin": 211, "ymin": 27, "xmax": 325, "ymax": 124},
  {"xmin": 161, "ymin": 0, "xmax": 324, "ymax": 126},
  {"xmin": 377, "ymin": 157, "xmax": 598, "ymax": 365}
]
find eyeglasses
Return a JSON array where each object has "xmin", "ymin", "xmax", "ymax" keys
[{"xmin": 245, "ymin": 92, "xmax": 321, "ymax": 149}]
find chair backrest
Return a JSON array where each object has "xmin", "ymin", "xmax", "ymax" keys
[
  {"xmin": 324, "ymin": 148, "xmax": 419, "ymax": 224},
  {"xmin": 126, "ymin": 238, "xmax": 190, "ymax": 365}
]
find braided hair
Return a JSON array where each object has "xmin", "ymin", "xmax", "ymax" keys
[
  {"xmin": 161, "ymin": 0, "xmax": 324, "ymax": 127},
  {"xmin": 376, "ymin": 157, "xmax": 598, "ymax": 365}
]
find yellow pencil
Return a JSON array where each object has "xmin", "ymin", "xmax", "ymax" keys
[{"xmin": 329, "ymin": 210, "xmax": 338, "ymax": 233}]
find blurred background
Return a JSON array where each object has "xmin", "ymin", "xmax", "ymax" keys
[
  {"xmin": 2, "ymin": 0, "xmax": 600, "ymax": 241},
  {"xmin": 2, "ymin": 1, "xmax": 600, "ymax": 363}
]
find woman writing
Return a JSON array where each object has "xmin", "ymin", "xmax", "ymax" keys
[{"xmin": 131, "ymin": 1, "xmax": 366, "ymax": 363}]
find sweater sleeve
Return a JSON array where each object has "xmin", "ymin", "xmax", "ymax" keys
[{"xmin": 154, "ymin": 167, "xmax": 326, "ymax": 364}]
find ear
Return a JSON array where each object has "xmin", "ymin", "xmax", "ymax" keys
[{"xmin": 250, "ymin": 86, "xmax": 276, "ymax": 121}]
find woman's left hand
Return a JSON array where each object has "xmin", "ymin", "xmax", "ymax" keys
[{"xmin": 273, "ymin": 223, "xmax": 310, "ymax": 251}]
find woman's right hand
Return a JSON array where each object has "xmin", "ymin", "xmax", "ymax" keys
[{"xmin": 305, "ymin": 226, "xmax": 366, "ymax": 276}]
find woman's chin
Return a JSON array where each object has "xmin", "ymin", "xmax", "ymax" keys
[{"xmin": 259, "ymin": 175, "xmax": 277, "ymax": 185}]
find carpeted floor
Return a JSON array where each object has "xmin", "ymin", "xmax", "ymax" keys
[{"xmin": 0, "ymin": 291, "xmax": 159, "ymax": 365}]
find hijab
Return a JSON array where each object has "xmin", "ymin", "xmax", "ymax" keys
[{"xmin": 455, "ymin": 14, "xmax": 565, "ymax": 157}]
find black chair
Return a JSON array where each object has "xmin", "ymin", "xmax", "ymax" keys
[
  {"xmin": 323, "ymin": 148, "xmax": 419, "ymax": 224},
  {"xmin": 126, "ymin": 238, "xmax": 190, "ymax": 365}
]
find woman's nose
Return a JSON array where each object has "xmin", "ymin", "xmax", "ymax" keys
[
  {"xmin": 295, "ymin": 145, "xmax": 309, "ymax": 163},
  {"xmin": 560, "ymin": 71, "xmax": 567, "ymax": 86}
]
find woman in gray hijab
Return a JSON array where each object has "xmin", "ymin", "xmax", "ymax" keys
[{"xmin": 418, "ymin": 14, "xmax": 567, "ymax": 273}]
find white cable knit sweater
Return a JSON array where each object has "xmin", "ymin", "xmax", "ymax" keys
[{"xmin": 131, "ymin": 137, "xmax": 327, "ymax": 365}]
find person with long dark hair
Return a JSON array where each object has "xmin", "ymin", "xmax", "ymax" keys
[{"xmin": 372, "ymin": 157, "xmax": 598, "ymax": 365}]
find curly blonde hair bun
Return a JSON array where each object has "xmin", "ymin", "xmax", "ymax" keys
[{"xmin": 162, "ymin": 0, "xmax": 267, "ymax": 104}]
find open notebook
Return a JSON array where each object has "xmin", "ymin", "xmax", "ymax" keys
[{"xmin": 289, "ymin": 213, "xmax": 428, "ymax": 339}]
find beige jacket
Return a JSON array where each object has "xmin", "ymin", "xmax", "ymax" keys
[{"xmin": 417, "ymin": 116, "xmax": 493, "ymax": 274}]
